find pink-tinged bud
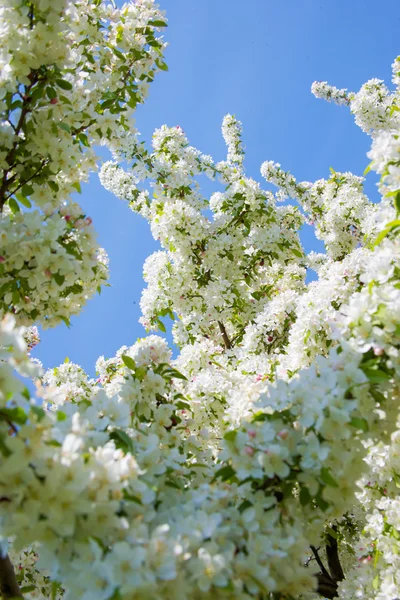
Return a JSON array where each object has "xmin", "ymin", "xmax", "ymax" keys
[
  {"xmin": 244, "ymin": 445, "xmax": 255, "ymax": 456},
  {"xmin": 256, "ymin": 374, "xmax": 263, "ymax": 382},
  {"xmin": 64, "ymin": 215, "xmax": 71, "ymax": 221},
  {"xmin": 44, "ymin": 269, "xmax": 52, "ymax": 278},
  {"xmin": 278, "ymin": 430, "xmax": 289, "ymax": 440},
  {"xmin": 0, "ymin": 256, "xmax": 5, "ymax": 263},
  {"xmin": 50, "ymin": 98, "xmax": 58, "ymax": 105},
  {"xmin": 247, "ymin": 430, "xmax": 257, "ymax": 438},
  {"xmin": 84, "ymin": 217, "xmax": 93, "ymax": 226},
  {"xmin": 374, "ymin": 347, "xmax": 385, "ymax": 356},
  {"xmin": 267, "ymin": 336, "xmax": 273, "ymax": 342}
]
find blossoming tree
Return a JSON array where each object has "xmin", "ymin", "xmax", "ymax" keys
[{"xmin": 1, "ymin": 1, "xmax": 400, "ymax": 599}]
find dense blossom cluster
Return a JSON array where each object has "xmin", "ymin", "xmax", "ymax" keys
[
  {"xmin": 0, "ymin": 0, "xmax": 167, "ymax": 326},
  {"xmin": 1, "ymin": 8, "xmax": 400, "ymax": 598}
]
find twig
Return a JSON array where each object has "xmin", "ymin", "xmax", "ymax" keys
[{"xmin": 217, "ymin": 321, "xmax": 232, "ymax": 350}]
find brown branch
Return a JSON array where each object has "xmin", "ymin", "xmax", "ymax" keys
[
  {"xmin": 310, "ymin": 545, "xmax": 330, "ymax": 578},
  {"xmin": 0, "ymin": 77, "xmax": 37, "ymax": 209},
  {"xmin": 326, "ymin": 529, "xmax": 345, "ymax": 583},
  {"xmin": 310, "ymin": 545, "xmax": 342, "ymax": 599},
  {"xmin": 316, "ymin": 572, "xmax": 338, "ymax": 599},
  {"xmin": 217, "ymin": 321, "xmax": 232, "ymax": 350},
  {"xmin": 0, "ymin": 554, "xmax": 23, "ymax": 598},
  {"xmin": 5, "ymin": 159, "xmax": 49, "ymax": 203}
]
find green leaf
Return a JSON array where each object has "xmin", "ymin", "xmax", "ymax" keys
[
  {"xmin": 56, "ymin": 79, "xmax": 73, "ymax": 90},
  {"xmin": 8, "ymin": 198, "xmax": 20, "ymax": 214},
  {"xmin": 156, "ymin": 318, "xmax": 167, "ymax": 333},
  {"xmin": 291, "ymin": 248, "xmax": 303, "ymax": 258},
  {"xmin": 60, "ymin": 316, "xmax": 71, "ymax": 328},
  {"xmin": 121, "ymin": 354, "xmax": 137, "ymax": 371},
  {"xmin": 0, "ymin": 437, "xmax": 11, "ymax": 457},
  {"xmin": 123, "ymin": 491, "xmax": 142, "ymax": 505},
  {"xmin": 53, "ymin": 273, "xmax": 65, "ymax": 286},
  {"xmin": 51, "ymin": 581, "xmax": 60, "ymax": 600},
  {"xmin": 155, "ymin": 58, "xmax": 168, "ymax": 71},
  {"xmin": 100, "ymin": 98, "xmax": 115, "ymax": 110},
  {"xmin": 385, "ymin": 218, "xmax": 400, "ymax": 229},
  {"xmin": 175, "ymin": 400, "xmax": 191, "ymax": 411},
  {"xmin": 223, "ymin": 430, "xmax": 238, "ymax": 443},
  {"xmin": 46, "ymin": 86, "xmax": 57, "ymax": 100},
  {"xmin": 326, "ymin": 526, "xmax": 338, "ymax": 539},
  {"xmin": 58, "ymin": 122, "xmax": 71, "ymax": 133},
  {"xmin": 251, "ymin": 411, "xmax": 269, "ymax": 422},
  {"xmin": 78, "ymin": 133, "xmax": 90, "ymax": 147},
  {"xmin": 320, "ymin": 467, "xmax": 339, "ymax": 488},
  {"xmin": 165, "ymin": 478, "xmax": 183, "ymax": 490},
  {"xmin": 0, "ymin": 281, "xmax": 13, "ymax": 297},
  {"xmin": 15, "ymin": 193, "xmax": 31, "ymax": 208},
  {"xmin": 21, "ymin": 184, "xmax": 33, "ymax": 197},
  {"xmin": 148, "ymin": 19, "xmax": 168, "ymax": 27},
  {"xmin": 0, "ymin": 407, "xmax": 27, "ymax": 425},
  {"xmin": 20, "ymin": 585, "xmax": 36, "ymax": 593},
  {"xmin": 112, "ymin": 46, "xmax": 125, "ymax": 60},
  {"xmin": 299, "ymin": 485, "xmax": 311, "ymax": 506},
  {"xmin": 109, "ymin": 429, "xmax": 133, "ymax": 453},
  {"xmin": 165, "ymin": 367, "xmax": 187, "ymax": 381},
  {"xmin": 213, "ymin": 465, "xmax": 236, "ymax": 482},
  {"xmin": 22, "ymin": 387, "xmax": 30, "ymax": 401},
  {"xmin": 57, "ymin": 411, "xmax": 67, "ymax": 422},
  {"xmin": 349, "ymin": 417, "xmax": 369, "ymax": 432},
  {"xmin": 48, "ymin": 180, "xmax": 59, "ymax": 193},
  {"xmin": 31, "ymin": 406, "xmax": 46, "ymax": 421},
  {"xmin": 363, "ymin": 161, "xmax": 373, "ymax": 176},
  {"xmin": 362, "ymin": 367, "xmax": 391, "ymax": 383},
  {"xmin": 238, "ymin": 500, "xmax": 253, "ymax": 513},
  {"xmin": 395, "ymin": 191, "xmax": 400, "ymax": 214}
]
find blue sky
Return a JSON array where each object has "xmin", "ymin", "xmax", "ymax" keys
[{"xmin": 34, "ymin": 0, "xmax": 400, "ymax": 375}]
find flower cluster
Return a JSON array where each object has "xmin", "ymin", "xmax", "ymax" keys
[
  {"xmin": 1, "ymin": 26, "xmax": 400, "ymax": 600},
  {"xmin": 0, "ymin": 0, "xmax": 167, "ymax": 326},
  {"xmin": 0, "ymin": 202, "xmax": 109, "ymax": 326}
]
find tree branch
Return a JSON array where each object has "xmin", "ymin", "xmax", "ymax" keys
[
  {"xmin": 326, "ymin": 529, "xmax": 345, "ymax": 583},
  {"xmin": 310, "ymin": 545, "xmax": 342, "ymax": 599},
  {"xmin": 310, "ymin": 545, "xmax": 330, "ymax": 578},
  {"xmin": 316, "ymin": 572, "xmax": 338, "ymax": 599},
  {"xmin": 217, "ymin": 321, "xmax": 232, "ymax": 350},
  {"xmin": 0, "ymin": 554, "xmax": 23, "ymax": 599}
]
